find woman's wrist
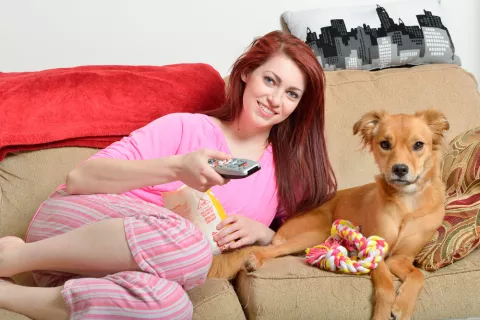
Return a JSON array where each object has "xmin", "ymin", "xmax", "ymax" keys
[
  {"xmin": 258, "ymin": 227, "xmax": 275, "ymax": 246},
  {"xmin": 150, "ymin": 155, "xmax": 184, "ymax": 185}
]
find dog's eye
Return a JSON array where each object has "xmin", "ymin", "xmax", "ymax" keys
[
  {"xmin": 413, "ymin": 141, "xmax": 424, "ymax": 151},
  {"xmin": 380, "ymin": 141, "xmax": 391, "ymax": 150}
]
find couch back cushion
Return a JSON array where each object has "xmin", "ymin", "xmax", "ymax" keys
[
  {"xmin": 0, "ymin": 148, "xmax": 97, "ymax": 238},
  {"xmin": 323, "ymin": 64, "xmax": 480, "ymax": 189}
]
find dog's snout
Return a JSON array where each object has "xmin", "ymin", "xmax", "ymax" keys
[{"xmin": 392, "ymin": 164, "xmax": 409, "ymax": 177}]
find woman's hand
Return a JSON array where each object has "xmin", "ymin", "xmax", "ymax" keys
[
  {"xmin": 213, "ymin": 215, "xmax": 275, "ymax": 250},
  {"xmin": 177, "ymin": 148, "xmax": 231, "ymax": 192}
]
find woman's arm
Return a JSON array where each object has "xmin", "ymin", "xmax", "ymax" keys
[
  {"xmin": 65, "ymin": 156, "xmax": 183, "ymax": 195},
  {"xmin": 66, "ymin": 148, "xmax": 232, "ymax": 195}
]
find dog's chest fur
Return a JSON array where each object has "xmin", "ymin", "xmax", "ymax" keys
[{"xmin": 399, "ymin": 192, "xmax": 420, "ymax": 212}]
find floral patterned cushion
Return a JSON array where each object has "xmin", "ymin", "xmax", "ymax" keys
[{"xmin": 415, "ymin": 127, "xmax": 480, "ymax": 270}]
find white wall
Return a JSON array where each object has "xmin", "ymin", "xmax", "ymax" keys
[{"xmin": 0, "ymin": 0, "xmax": 479, "ymax": 86}]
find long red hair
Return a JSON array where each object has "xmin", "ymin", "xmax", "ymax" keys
[{"xmin": 205, "ymin": 30, "xmax": 337, "ymax": 217}]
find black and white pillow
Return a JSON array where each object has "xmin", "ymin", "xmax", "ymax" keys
[{"xmin": 282, "ymin": 0, "xmax": 461, "ymax": 71}]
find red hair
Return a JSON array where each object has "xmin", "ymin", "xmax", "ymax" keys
[{"xmin": 205, "ymin": 30, "xmax": 337, "ymax": 217}]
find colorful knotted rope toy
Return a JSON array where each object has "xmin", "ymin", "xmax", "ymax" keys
[{"xmin": 305, "ymin": 219, "xmax": 388, "ymax": 274}]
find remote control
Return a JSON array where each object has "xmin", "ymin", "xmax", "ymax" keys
[{"xmin": 208, "ymin": 158, "xmax": 261, "ymax": 179}]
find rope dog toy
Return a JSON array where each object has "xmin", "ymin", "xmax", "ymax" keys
[{"xmin": 305, "ymin": 219, "xmax": 388, "ymax": 274}]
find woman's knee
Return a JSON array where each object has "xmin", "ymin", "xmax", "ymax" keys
[
  {"xmin": 124, "ymin": 214, "xmax": 213, "ymax": 288},
  {"xmin": 189, "ymin": 225, "xmax": 213, "ymax": 276},
  {"xmin": 196, "ymin": 227, "xmax": 214, "ymax": 268},
  {"xmin": 176, "ymin": 223, "xmax": 213, "ymax": 290}
]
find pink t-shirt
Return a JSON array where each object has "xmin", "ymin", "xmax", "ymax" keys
[{"xmin": 88, "ymin": 112, "xmax": 284, "ymax": 227}]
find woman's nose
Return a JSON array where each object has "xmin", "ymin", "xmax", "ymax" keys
[{"xmin": 267, "ymin": 90, "xmax": 281, "ymax": 107}]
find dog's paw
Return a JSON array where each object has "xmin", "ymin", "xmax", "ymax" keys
[
  {"xmin": 244, "ymin": 253, "xmax": 263, "ymax": 272},
  {"xmin": 372, "ymin": 313, "xmax": 393, "ymax": 320},
  {"xmin": 391, "ymin": 299, "xmax": 413, "ymax": 320}
]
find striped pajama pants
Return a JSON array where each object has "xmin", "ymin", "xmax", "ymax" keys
[{"xmin": 25, "ymin": 188, "xmax": 213, "ymax": 320}]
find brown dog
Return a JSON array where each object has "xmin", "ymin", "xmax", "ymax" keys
[{"xmin": 207, "ymin": 109, "xmax": 449, "ymax": 320}]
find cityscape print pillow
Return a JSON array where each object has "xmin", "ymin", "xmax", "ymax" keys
[{"xmin": 282, "ymin": 0, "xmax": 461, "ymax": 71}]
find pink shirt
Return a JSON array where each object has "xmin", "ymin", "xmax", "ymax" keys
[{"xmin": 88, "ymin": 113, "xmax": 284, "ymax": 227}]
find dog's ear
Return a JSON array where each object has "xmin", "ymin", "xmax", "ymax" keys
[
  {"xmin": 353, "ymin": 111, "xmax": 385, "ymax": 149},
  {"xmin": 416, "ymin": 109, "xmax": 450, "ymax": 149}
]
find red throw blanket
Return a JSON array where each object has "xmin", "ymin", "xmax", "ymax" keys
[{"xmin": 0, "ymin": 64, "xmax": 225, "ymax": 161}]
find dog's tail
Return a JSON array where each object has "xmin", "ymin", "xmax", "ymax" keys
[{"xmin": 207, "ymin": 245, "xmax": 262, "ymax": 279}]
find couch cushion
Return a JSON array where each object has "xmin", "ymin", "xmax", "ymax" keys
[
  {"xmin": 0, "ymin": 310, "xmax": 30, "ymax": 320},
  {"xmin": 0, "ymin": 147, "xmax": 97, "ymax": 238},
  {"xmin": 189, "ymin": 279, "xmax": 246, "ymax": 320},
  {"xmin": 416, "ymin": 126, "xmax": 480, "ymax": 270},
  {"xmin": 323, "ymin": 64, "xmax": 480, "ymax": 189},
  {"xmin": 236, "ymin": 248, "xmax": 480, "ymax": 320}
]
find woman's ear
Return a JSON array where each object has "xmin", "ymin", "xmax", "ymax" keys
[{"xmin": 241, "ymin": 72, "xmax": 249, "ymax": 83}]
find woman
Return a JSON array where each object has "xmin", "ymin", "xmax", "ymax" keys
[{"xmin": 0, "ymin": 30, "xmax": 336, "ymax": 320}]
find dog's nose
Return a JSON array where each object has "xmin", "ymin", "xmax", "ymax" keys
[{"xmin": 392, "ymin": 164, "xmax": 409, "ymax": 177}]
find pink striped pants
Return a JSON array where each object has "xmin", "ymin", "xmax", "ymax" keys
[{"xmin": 26, "ymin": 189, "xmax": 213, "ymax": 320}]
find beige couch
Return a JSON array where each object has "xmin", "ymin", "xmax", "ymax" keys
[{"xmin": 1, "ymin": 64, "xmax": 480, "ymax": 320}]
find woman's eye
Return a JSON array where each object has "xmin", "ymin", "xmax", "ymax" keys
[
  {"xmin": 380, "ymin": 141, "xmax": 391, "ymax": 150},
  {"xmin": 287, "ymin": 91, "xmax": 299, "ymax": 99},
  {"xmin": 413, "ymin": 141, "xmax": 424, "ymax": 151},
  {"xmin": 264, "ymin": 76, "xmax": 274, "ymax": 85}
]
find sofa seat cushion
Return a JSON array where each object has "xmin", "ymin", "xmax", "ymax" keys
[
  {"xmin": 0, "ymin": 310, "xmax": 30, "ymax": 320},
  {"xmin": 188, "ymin": 279, "xmax": 246, "ymax": 320},
  {"xmin": 0, "ymin": 147, "xmax": 98, "ymax": 238},
  {"xmin": 236, "ymin": 248, "xmax": 480, "ymax": 320}
]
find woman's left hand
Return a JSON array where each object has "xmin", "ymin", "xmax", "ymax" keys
[{"xmin": 213, "ymin": 215, "xmax": 275, "ymax": 250}]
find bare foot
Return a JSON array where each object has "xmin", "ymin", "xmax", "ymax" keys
[{"xmin": 0, "ymin": 236, "xmax": 25, "ymax": 277}]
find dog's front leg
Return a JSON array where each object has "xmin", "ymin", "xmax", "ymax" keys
[
  {"xmin": 244, "ymin": 229, "xmax": 330, "ymax": 272},
  {"xmin": 386, "ymin": 256, "xmax": 424, "ymax": 320},
  {"xmin": 207, "ymin": 229, "xmax": 329, "ymax": 279},
  {"xmin": 207, "ymin": 245, "xmax": 263, "ymax": 279},
  {"xmin": 371, "ymin": 260, "xmax": 396, "ymax": 320}
]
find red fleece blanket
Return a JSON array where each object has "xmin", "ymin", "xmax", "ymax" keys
[{"xmin": 0, "ymin": 64, "xmax": 225, "ymax": 161}]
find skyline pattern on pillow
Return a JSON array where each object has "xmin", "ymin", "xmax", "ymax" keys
[{"xmin": 282, "ymin": 2, "xmax": 461, "ymax": 71}]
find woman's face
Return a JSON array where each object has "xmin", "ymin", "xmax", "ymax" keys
[{"xmin": 241, "ymin": 53, "xmax": 306, "ymax": 130}]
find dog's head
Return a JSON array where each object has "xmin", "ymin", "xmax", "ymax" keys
[{"xmin": 353, "ymin": 109, "xmax": 449, "ymax": 191}]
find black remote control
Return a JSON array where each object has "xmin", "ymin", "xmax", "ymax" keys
[{"xmin": 208, "ymin": 158, "xmax": 261, "ymax": 179}]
